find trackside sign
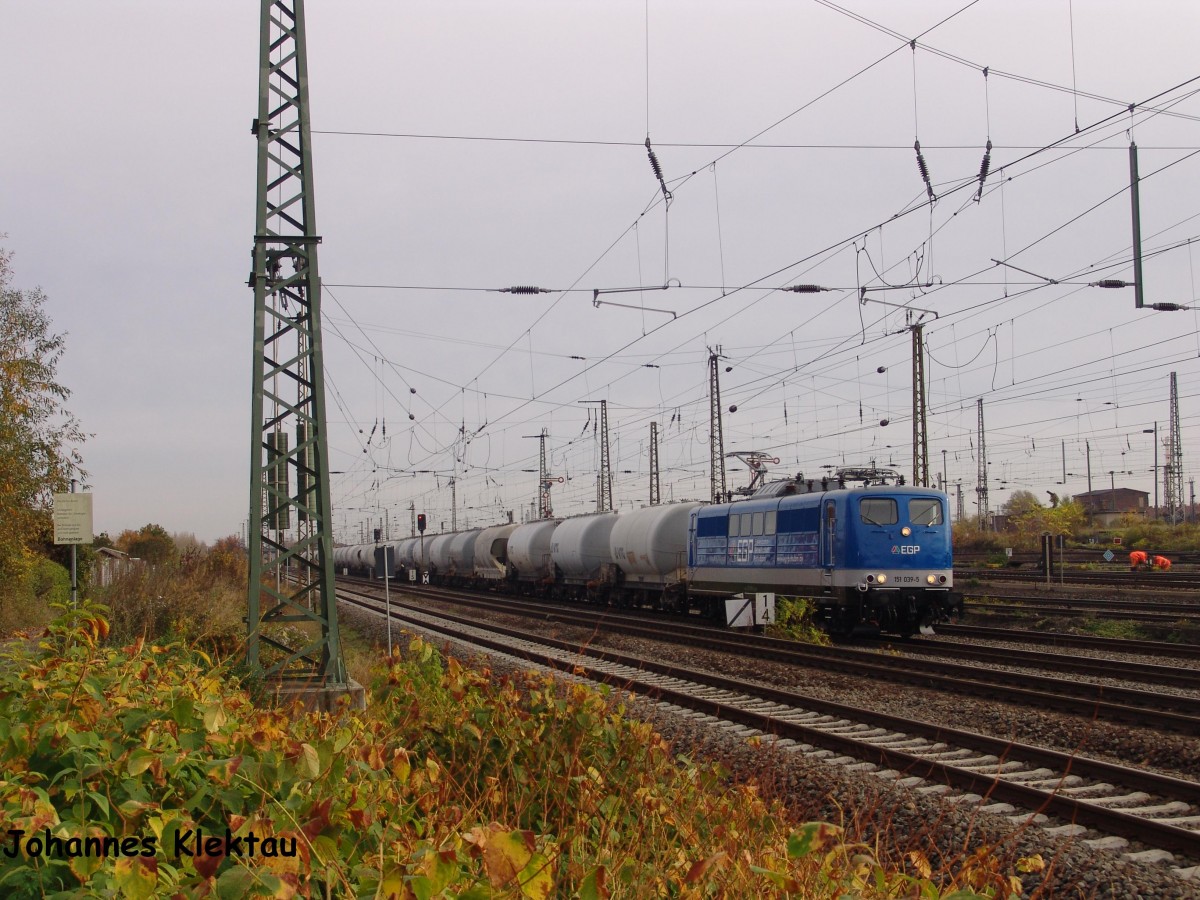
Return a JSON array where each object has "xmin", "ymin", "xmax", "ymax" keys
[{"xmin": 53, "ymin": 493, "xmax": 93, "ymax": 545}]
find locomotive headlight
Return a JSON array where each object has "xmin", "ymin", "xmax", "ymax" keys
[
  {"xmin": 901, "ymin": 526, "xmax": 912, "ymax": 537},
  {"xmin": 877, "ymin": 573, "xmax": 888, "ymax": 584},
  {"xmin": 926, "ymin": 574, "xmax": 937, "ymax": 585}
]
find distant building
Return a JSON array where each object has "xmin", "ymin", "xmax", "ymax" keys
[
  {"xmin": 1073, "ymin": 487, "xmax": 1150, "ymax": 527},
  {"xmin": 95, "ymin": 547, "xmax": 144, "ymax": 586}
]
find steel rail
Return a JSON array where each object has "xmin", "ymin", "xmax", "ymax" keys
[
  {"xmin": 340, "ymin": 579, "xmax": 1200, "ymax": 733},
  {"xmin": 338, "ymin": 588, "xmax": 1200, "ymax": 858},
  {"xmin": 940, "ymin": 623, "xmax": 1200, "ymax": 659}
]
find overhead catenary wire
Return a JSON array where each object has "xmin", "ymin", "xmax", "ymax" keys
[
  {"xmin": 317, "ymin": 23, "xmax": 1200, "ymax": 517},
  {"xmin": 358, "ymin": 120, "xmax": 1199, "ymax": 492},
  {"xmin": 348, "ymin": 110, "xmax": 1190, "ymax": 475}
]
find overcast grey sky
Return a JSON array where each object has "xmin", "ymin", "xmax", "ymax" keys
[{"xmin": 4, "ymin": 1, "xmax": 1200, "ymax": 543}]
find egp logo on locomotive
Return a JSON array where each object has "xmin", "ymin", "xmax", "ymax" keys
[{"xmin": 891, "ymin": 545, "xmax": 921, "ymax": 554}]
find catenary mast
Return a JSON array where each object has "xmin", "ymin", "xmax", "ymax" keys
[
  {"xmin": 911, "ymin": 323, "xmax": 929, "ymax": 487},
  {"xmin": 709, "ymin": 349, "xmax": 727, "ymax": 503},
  {"xmin": 246, "ymin": 0, "xmax": 346, "ymax": 685},
  {"xmin": 1167, "ymin": 371, "xmax": 1184, "ymax": 523},
  {"xmin": 649, "ymin": 421, "xmax": 661, "ymax": 505},
  {"xmin": 975, "ymin": 398, "xmax": 988, "ymax": 530}
]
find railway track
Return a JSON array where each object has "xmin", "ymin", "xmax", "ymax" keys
[
  {"xmin": 937, "ymin": 623, "xmax": 1200, "ymax": 660},
  {"xmin": 335, "ymin": 585, "xmax": 1200, "ymax": 878},
  {"xmin": 959, "ymin": 567, "xmax": 1200, "ymax": 590},
  {"xmin": 957, "ymin": 549, "xmax": 1200, "ymax": 568},
  {"xmin": 967, "ymin": 592, "xmax": 1200, "ymax": 613},
  {"xmin": 866, "ymin": 634, "xmax": 1200, "ymax": 690},
  {"xmin": 967, "ymin": 599, "xmax": 1200, "ymax": 624},
  {"xmin": 336, "ymin": 578, "xmax": 1200, "ymax": 735}
]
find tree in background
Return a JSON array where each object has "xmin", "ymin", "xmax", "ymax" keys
[
  {"xmin": 0, "ymin": 241, "xmax": 86, "ymax": 608},
  {"xmin": 1001, "ymin": 490, "xmax": 1043, "ymax": 521},
  {"xmin": 171, "ymin": 532, "xmax": 205, "ymax": 556},
  {"xmin": 114, "ymin": 524, "xmax": 176, "ymax": 566},
  {"xmin": 1001, "ymin": 490, "xmax": 1085, "ymax": 544}
]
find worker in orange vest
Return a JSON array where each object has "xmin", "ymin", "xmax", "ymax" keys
[
  {"xmin": 1129, "ymin": 550, "xmax": 1148, "ymax": 571},
  {"xmin": 1152, "ymin": 555, "xmax": 1172, "ymax": 571}
]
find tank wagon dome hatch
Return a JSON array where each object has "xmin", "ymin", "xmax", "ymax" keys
[{"xmin": 752, "ymin": 466, "xmax": 908, "ymax": 498}]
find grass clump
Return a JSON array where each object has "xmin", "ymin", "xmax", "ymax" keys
[
  {"xmin": 1076, "ymin": 618, "xmax": 1152, "ymax": 641},
  {"xmin": 0, "ymin": 602, "xmax": 1023, "ymax": 898}
]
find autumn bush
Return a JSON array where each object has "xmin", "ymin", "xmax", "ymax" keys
[
  {"xmin": 94, "ymin": 547, "xmax": 245, "ymax": 657},
  {"xmin": 0, "ymin": 602, "xmax": 1024, "ymax": 898},
  {"xmin": 1117, "ymin": 519, "xmax": 1200, "ymax": 553},
  {"xmin": 0, "ymin": 555, "xmax": 69, "ymax": 636}
]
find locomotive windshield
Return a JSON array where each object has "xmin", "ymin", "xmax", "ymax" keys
[
  {"xmin": 859, "ymin": 497, "xmax": 898, "ymax": 525},
  {"xmin": 859, "ymin": 496, "xmax": 944, "ymax": 526},
  {"xmin": 909, "ymin": 498, "xmax": 943, "ymax": 525}
]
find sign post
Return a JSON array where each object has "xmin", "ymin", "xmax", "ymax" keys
[{"xmin": 53, "ymin": 483, "xmax": 93, "ymax": 607}]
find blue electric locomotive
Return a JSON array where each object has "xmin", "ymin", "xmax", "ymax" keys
[{"xmin": 688, "ymin": 467, "xmax": 960, "ymax": 636}]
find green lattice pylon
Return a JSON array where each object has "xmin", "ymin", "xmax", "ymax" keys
[{"xmin": 246, "ymin": 0, "xmax": 345, "ymax": 684}]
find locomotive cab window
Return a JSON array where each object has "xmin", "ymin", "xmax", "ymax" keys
[
  {"xmin": 909, "ymin": 498, "xmax": 943, "ymax": 526},
  {"xmin": 859, "ymin": 498, "xmax": 897, "ymax": 525}
]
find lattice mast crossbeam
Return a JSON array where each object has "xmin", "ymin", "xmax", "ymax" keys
[{"xmin": 246, "ymin": 0, "xmax": 345, "ymax": 683}]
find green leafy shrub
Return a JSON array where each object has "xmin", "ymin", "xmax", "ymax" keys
[
  {"xmin": 1119, "ymin": 520, "xmax": 1200, "ymax": 553},
  {"xmin": 769, "ymin": 596, "xmax": 832, "ymax": 646},
  {"xmin": 0, "ymin": 604, "xmax": 1020, "ymax": 897}
]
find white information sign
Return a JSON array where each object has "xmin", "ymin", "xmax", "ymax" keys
[
  {"xmin": 53, "ymin": 493, "xmax": 93, "ymax": 545},
  {"xmin": 754, "ymin": 592, "xmax": 777, "ymax": 626}
]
